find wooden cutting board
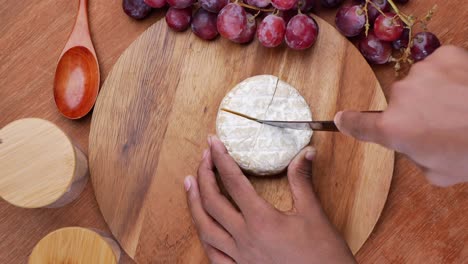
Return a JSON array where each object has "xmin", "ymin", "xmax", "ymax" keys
[{"xmin": 89, "ymin": 16, "xmax": 394, "ymax": 263}]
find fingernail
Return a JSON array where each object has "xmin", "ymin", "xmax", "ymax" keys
[
  {"xmin": 334, "ymin": 111, "xmax": 343, "ymax": 126},
  {"xmin": 184, "ymin": 176, "xmax": 192, "ymax": 192},
  {"xmin": 305, "ymin": 149, "xmax": 316, "ymax": 161},
  {"xmin": 207, "ymin": 135, "xmax": 213, "ymax": 146},
  {"xmin": 202, "ymin": 149, "xmax": 209, "ymax": 159}
]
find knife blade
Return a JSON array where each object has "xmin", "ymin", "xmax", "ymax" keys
[
  {"xmin": 221, "ymin": 108, "xmax": 339, "ymax": 132},
  {"xmin": 258, "ymin": 120, "xmax": 338, "ymax": 131}
]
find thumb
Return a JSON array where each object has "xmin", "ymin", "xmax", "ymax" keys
[
  {"xmin": 287, "ymin": 146, "xmax": 320, "ymax": 214},
  {"xmin": 334, "ymin": 110, "xmax": 385, "ymax": 144}
]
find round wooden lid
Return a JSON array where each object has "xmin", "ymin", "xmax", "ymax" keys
[
  {"xmin": 0, "ymin": 118, "xmax": 77, "ymax": 208},
  {"xmin": 29, "ymin": 227, "xmax": 119, "ymax": 264}
]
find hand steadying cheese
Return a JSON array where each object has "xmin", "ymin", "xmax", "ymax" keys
[
  {"xmin": 184, "ymin": 135, "xmax": 355, "ymax": 264},
  {"xmin": 335, "ymin": 46, "xmax": 468, "ymax": 187}
]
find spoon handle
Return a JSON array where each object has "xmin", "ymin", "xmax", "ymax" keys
[
  {"xmin": 75, "ymin": 0, "xmax": 90, "ymax": 35},
  {"xmin": 60, "ymin": 0, "xmax": 94, "ymax": 57}
]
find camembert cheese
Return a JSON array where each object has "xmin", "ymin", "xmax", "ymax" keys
[{"xmin": 216, "ymin": 75, "xmax": 313, "ymax": 176}]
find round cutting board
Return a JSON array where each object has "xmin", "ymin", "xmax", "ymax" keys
[{"xmin": 89, "ymin": 16, "xmax": 394, "ymax": 263}]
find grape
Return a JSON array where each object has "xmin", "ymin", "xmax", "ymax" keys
[
  {"xmin": 272, "ymin": 0, "xmax": 298, "ymax": 11},
  {"xmin": 233, "ymin": 14, "xmax": 257, "ymax": 44},
  {"xmin": 367, "ymin": 0, "xmax": 389, "ymax": 22},
  {"xmin": 285, "ymin": 14, "xmax": 318, "ymax": 50},
  {"xmin": 358, "ymin": 31, "xmax": 392, "ymax": 64},
  {"xmin": 335, "ymin": 5, "xmax": 365, "ymax": 37},
  {"xmin": 294, "ymin": 0, "xmax": 315, "ymax": 13},
  {"xmin": 374, "ymin": 13, "xmax": 404, "ymax": 41},
  {"xmin": 411, "ymin": 32, "xmax": 441, "ymax": 62},
  {"xmin": 257, "ymin": 15, "xmax": 286, "ymax": 48},
  {"xmin": 165, "ymin": 7, "xmax": 192, "ymax": 31},
  {"xmin": 192, "ymin": 8, "xmax": 219, "ymax": 40},
  {"xmin": 217, "ymin": 4, "xmax": 247, "ymax": 40},
  {"xmin": 123, "ymin": 0, "xmax": 152, "ymax": 20},
  {"xmin": 320, "ymin": 0, "xmax": 344, "ymax": 8},
  {"xmin": 144, "ymin": 0, "xmax": 166, "ymax": 8},
  {"xmin": 245, "ymin": 0, "xmax": 271, "ymax": 8},
  {"xmin": 166, "ymin": 0, "xmax": 195, "ymax": 9},
  {"xmin": 392, "ymin": 28, "xmax": 409, "ymax": 50},
  {"xmin": 200, "ymin": 0, "xmax": 229, "ymax": 13}
]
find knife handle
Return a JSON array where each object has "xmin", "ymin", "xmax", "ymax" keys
[
  {"xmin": 310, "ymin": 121, "xmax": 339, "ymax": 132},
  {"xmin": 312, "ymin": 111, "xmax": 383, "ymax": 132},
  {"xmin": 361, "ymin": 110, "xmax": 384, "ymax": 113}
]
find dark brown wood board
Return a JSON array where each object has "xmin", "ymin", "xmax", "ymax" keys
[{"xmin": 88, "ymin": 16, "xmax": 394, "ymax": 263}]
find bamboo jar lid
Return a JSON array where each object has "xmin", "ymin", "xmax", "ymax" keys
[
  {"xmin": 0, "ymin": 118, "xmax": 88, "ymax": 208},
  {"xmin": 29, "ymin": 227, "xmax": 121, "ymax": 264}
]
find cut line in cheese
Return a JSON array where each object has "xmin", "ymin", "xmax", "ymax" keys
[{"xmin": 216, "ymin": 75, "xmax": 313, "ymax": 176}]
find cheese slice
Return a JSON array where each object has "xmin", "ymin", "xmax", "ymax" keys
[{"xmin": 216, "ymin": 75, "xmax": 313, "ymax": 176}]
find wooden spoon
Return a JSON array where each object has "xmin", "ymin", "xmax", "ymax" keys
[{"xmin": 54, "ymin": 0, "xmax": 99, "ymax": 119}]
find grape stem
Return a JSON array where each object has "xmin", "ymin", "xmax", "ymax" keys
[
  {"xmin": 235, "ymin": 1, "xmax": 275, "ymax": 12},
  {"xmin": 387, "ymin": 0, "xmax": 411, "ymax": 25},
  {"xmin": 253, "ymin": 10, "xmax": 262, "ymax": 18},
  {"xmin": 367, "ymin": 0, "xmax": 387, "ymax": 17},
  {"xmin": 387, "ymin": 0, "xmax": 414, "ymax": 73},
  {"xmin": 363, "ymin": 0, "xmax": 437, "ymax": 73},
  {"xmin": 363, "ymin": 1, "xmax": 370, "ymax": 36}
]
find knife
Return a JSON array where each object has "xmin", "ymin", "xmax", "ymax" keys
[{"xmin": 221, "ymin": 108, "xmax": 339, "ymax": 132}]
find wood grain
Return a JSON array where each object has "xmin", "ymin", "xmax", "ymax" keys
[
  {"xmin": 89, "ymin": 16, "xmax": 394, "ymax": 262},
  {"xmin": 0, "ymin": 0, "xmax": 467, "ymax": 263},
  {"xmin": 0, "ymin": 118, "xmax": 88, "ymax": 208},
  {"xmin": 29, "ymin": 227, "xmax": 120, "ymax": 264}
]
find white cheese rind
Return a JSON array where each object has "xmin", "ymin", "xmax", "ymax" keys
[{"xmin": 216, "ymin": 75, "xmax": 313, "ymax": 176}]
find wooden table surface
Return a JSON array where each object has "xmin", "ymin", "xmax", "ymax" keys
[{"xmin": 0, "ymin": 0, "xmax": 467, "ymax": 263}]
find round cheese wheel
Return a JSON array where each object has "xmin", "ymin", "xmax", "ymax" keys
[{"xmin": 216, "ymin": 75, "xmax": 313, "ymax": 176}]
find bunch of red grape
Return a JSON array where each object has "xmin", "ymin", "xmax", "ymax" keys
[
  {"xmin": 123, "ymin": 0, "xmax": 319, "ymax": 50},
  {"xmin": 334, "ymin": 0, "xmax": 440, "ymax": 69}
]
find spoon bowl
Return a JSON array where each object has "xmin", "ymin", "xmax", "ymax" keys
[
  {"xmin": 54, "ymin": 46, "xmax": 99, "ymax": 119},
  {"xmin": 54, "ymin": 0, "xmax": 99, "ymax": 119}
]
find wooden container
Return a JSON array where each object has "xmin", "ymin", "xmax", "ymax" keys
[
  {"xmin": 29, "ymin": 227, "xmax": 121, "ymax": 264},
  {"xmin": 0, "ymin": 118, "xmax": 88, "ymax": 208}
]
